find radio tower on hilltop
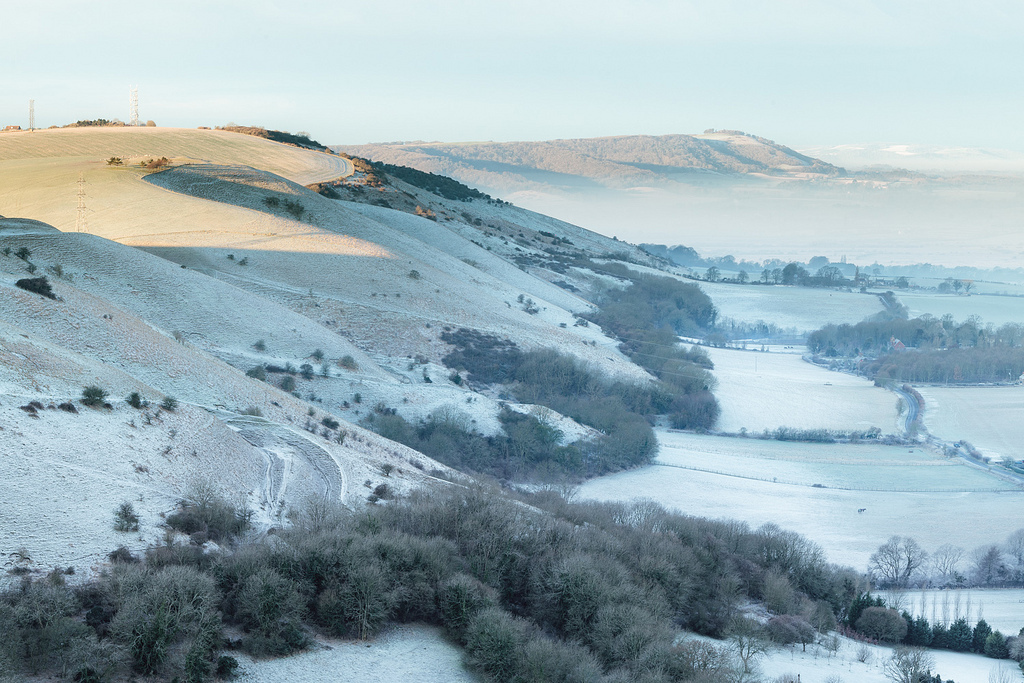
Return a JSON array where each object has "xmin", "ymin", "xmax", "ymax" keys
[
  {"xmin": 28, "ymin": 100, "xmax": 34, "ymax": 131},
  {"xmin": 76, "ymin": 174, "xmax": 87, "ymax": 233},
  {"xmin": 129, "ymin": 86, "xmax": 139, "ymax": 127}
]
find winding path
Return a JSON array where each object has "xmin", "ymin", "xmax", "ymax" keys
[{"xmin": 223, "ymin": 414, "xmax": 348, "ymax": 524}]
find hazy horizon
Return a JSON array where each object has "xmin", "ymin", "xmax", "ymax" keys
[{"xmin": 2, "ymin": 1, "xmax": 1023, "ymax": 154}]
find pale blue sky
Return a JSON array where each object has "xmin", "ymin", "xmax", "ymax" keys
[{"xmin": 2, "ymin": 0, "xmax": 1022, "ymax": 149}]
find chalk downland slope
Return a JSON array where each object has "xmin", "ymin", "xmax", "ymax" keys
[
  {"xmin": 0, "ymin": 127, "xmax": 688, "ymax": 580},
  {"xmin": 0, "ymin": 223, "xmax": 467, "ymax": 574}
]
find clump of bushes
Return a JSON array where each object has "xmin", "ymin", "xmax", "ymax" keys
[
  {"xmin": 263, "ymin": 195, "xmax": 305, "ymax": 220},
  {"xmin": 371, "ymin": 161, "xmax": 491, "ymax": 201},
  {"xmin": 429, "ymin": 329, "xmax": 671, "ymax": 479},
  {"xmin": 140, "ymin": 156, "xmax": 170, "ymax": 170},
  {"xmin": 114, "ymin": 502, "xmax": 140, "ymax": 532},
  {"xmin": 166, "ymin": 484, "xmax": 250, "ymax": 544},
  {"xmin": 81, "ymin": 385, "xmax": 108, "ymax": 407},
  {"xmin": 586, "ymin": 272, "xmax": 720, "ymax": 429},
  {"xmin": 15, "ymin": 276, "xmax": 56, "ymax": 299},
  {"xmin": 246, "ymin": 365, "xmax": 267, "ymax": 381}
]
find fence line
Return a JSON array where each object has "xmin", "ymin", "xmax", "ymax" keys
[{"xmin": 652, "ymin": 461, "xmax": 1019, "ymax": 493}]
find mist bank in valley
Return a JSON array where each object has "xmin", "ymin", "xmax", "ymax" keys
[{"xmin": 336, "ymin": 132, "xmax": 1024, "ymax": 272}]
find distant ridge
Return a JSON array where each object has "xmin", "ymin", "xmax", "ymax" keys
[{"xmin": 334, "ymin": 130, "xmax": 844, "ymax": 194}]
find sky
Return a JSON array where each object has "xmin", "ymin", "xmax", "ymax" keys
[{"xmin": 1, "ymin": 0, "xmax": 1023, "ymax": 150}]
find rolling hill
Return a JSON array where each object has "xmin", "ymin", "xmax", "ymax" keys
[
  {"xmin": 334, "ymin": 130, "xmax": 844, "ymax": 195},
  {"xmin": 0, "ymin": 125, "xmax": 691, "ymax": 576}
]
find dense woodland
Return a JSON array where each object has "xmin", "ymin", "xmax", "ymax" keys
[
  {"xmin": 366, "ymin": 332, "xmax": 663, "ymax": 481},
  {"xmin": 586, "ymin": 271, "xmax": 721, "ymax": 429},
  {"xmin": 363, "ymin": 268, "xmax": 722, "ymax": 482},
  {"xmin": 0, "ymin": 489, "xmax": 865, "ymax": 683}
]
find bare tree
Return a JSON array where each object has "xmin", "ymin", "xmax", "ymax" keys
[
  {"xmin": 931, "ymin": 544, "xmax": 965, "ymax": 586},
  {"xmin": 883, "ymin": 646, "xmax": 935, "ymax": 683},
  {"xmin": 728, "ymin": 617, "xmax": 772, "ymax": 674},
  {"xmin": 821, "ymin": 632, "xmax": 841, "ymax": 659},
  {"xmin": 1003, "ymin": 528, "xmax": 1024, "ymax": 583},
  {"xmin": 990, "ymin": 664, "xmax": 1018, "ymax": 683},
  {"xmin": 870, "ymin": 536, "xmax": 928, "ymax": 588}
]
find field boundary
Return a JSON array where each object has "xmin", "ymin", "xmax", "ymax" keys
[{"xmin": 652, "ymin": 461, "xmax": 1020, "ymax": 493}]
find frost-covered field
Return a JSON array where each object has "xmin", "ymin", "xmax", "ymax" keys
[
  {"xmin": 919, "ymin": 386, "xmax": 1024, "ymax": 463},
  {"xmin": 706, "ymin": 346, "xmax": 899, "ymax": 434},
  {"xmin": 878, "ymin": 589, "xmax": 1024, "ymax": 635},
  {"xmin": 914, "ymin": 277, "xmax": 1024, "ymax": 297},
  {"xmin": 651, "ymin": 431, "xmax": 1007, "ymax": 491},
  {"xmin": 757, "ymin": 635, "xmax": 1014, "ymax": 683},
  {"xmin": 235, "ymin": 625, "xmax": 477, "ymax": 683},
  {"xmin": 579, "ymin": 431, "xmax": 1023, "ymax": 569},
  {"xmin": 899, "ymin": 291, "xmax": 1024, "ymax": 325},
  {"xmin": 698, "ymin": 281, "xmax": 883, "ymax": 332}
]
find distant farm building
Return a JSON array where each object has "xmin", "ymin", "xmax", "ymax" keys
[
  {"xmin": 2, "ymin": 125, "xmax": 23, "ymax": 132},
  {"xmin": 890, "ymin": 336, "xmax": 906, "ymax": 351}
]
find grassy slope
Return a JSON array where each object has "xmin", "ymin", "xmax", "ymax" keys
[
  {"xmin": 0, "ymin": 128, "xmax": 666, "ymax": 577},
  {"xmin": 0, "ymin": 221, "xmax": 464, "ymax": 574}
]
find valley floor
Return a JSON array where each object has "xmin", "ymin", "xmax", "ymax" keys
[
  {"xmin": 706, "ymin": 345, "xmax": 899, "ymax": 435},
  {"xmin": 758, "ymin": 634, "xmax": 1016, "ymax": 683},
  {"xmin": 579, "ymin": 430, "xmax": 1023, "ymax": 569}
]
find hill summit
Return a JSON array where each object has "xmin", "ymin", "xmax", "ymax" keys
[{"xmin": 335, "ymin": 130, "xmax": 843, "ymax": 195}]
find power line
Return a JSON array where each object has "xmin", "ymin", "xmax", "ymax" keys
[{"xmin": 129, "ymin": 86, "xmax": 139, "ymax": 127}]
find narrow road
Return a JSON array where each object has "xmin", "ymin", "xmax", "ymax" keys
[
  {"xmin": 892, "ymin": 386, "xmax": 919, "ymax": 437},
  {"xmin": 893, "ymin": 386, "xmax": 1024, "ymax": 488}
]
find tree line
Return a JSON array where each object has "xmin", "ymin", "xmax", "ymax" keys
[
  {"xmin": 846, "ymin": 593, "xmax": 1022, "ymax": 666},
  {"xmin": 868, "ymin": 532, "xmax": 1024, "ymax": 590},
  {"xmin": 809, "ymin": 314, "xmax": 1024, "ymax": 383}
]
